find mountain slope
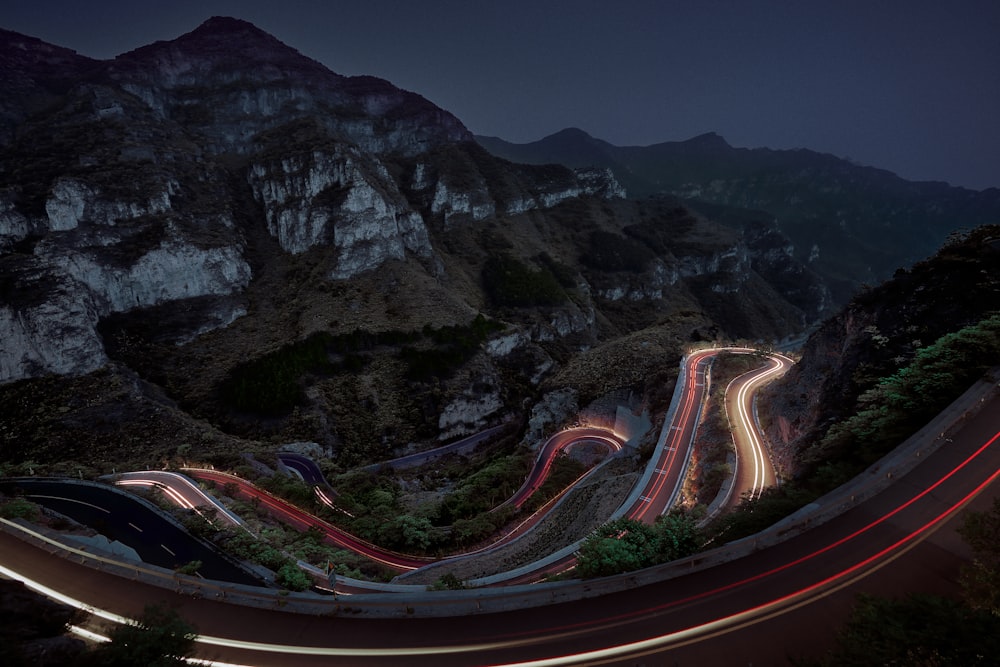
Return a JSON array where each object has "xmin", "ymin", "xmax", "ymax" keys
[
  {"xmin": 0, "ymin": 18, "xmax": 822, "ymax": 475},
  {"xmin": 761, "ymin": 224, "xmax": 1000, "ymax": 476},
  {"xmin": 477, "ymin": 129, "xmax": 1000, "ymax": 304}
]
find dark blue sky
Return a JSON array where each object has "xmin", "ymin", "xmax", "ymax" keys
[{"xmin": 3, "ymin": 1, "xmax": 999, "ymax": 190}]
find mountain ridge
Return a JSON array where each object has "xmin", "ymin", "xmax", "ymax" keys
[
  {"xmin": 477, "ymin": 128, "xmax": 1000, "ymax": 304},
  {"xmin": 0, "ymin": 18, "xmax": 825, "ymax": 476}
]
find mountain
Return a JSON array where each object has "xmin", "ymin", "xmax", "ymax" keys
[
  {"xmin": 0, "ymin": 18, "xmax": 823, "ymax": 472},
  {"xmin": 477, "ymin": 129, "xmax": 1000, "ymax": 304},
  {"xmin": 761, "ymin": 224, "xmax": 1000, "ymax": 477}
]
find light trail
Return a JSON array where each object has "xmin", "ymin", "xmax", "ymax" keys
[
  {"xmin": 502, "ymin": 428, "xmax": 624, "ymax": 511},
  {"xmin": 3, "ymin": 351, "xmax": 997, "ymax": 666},
  {"xmin": 629, "ymin": 349, "xmax": 717, "ymax": 523},
  {"xmin": 490, "ymin": 425, "xmax": 1000, "ymax": 648},
  {"xmin": 113, "ymin": 471, "xmax": 245, "ymax": 527},
  {"xmin": 3, "ymin": 428, "xmax": 996, "ymax": 665},
  {"xmin": 184, "ymin": 469, "xmax": 430, "ymax": 572},
  {"xmin": 483, "ymin": 431, "xmax": 1000, "ymax": 666},
  {"xmin": 726, "ymin": 353, "xmax": 791, "ymax": 501}
]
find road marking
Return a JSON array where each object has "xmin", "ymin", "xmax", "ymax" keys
[
  {"xmin": 128, "ymin": 522, "xmax": 143, "ymax": 532},
  {"xmin": 160, "ymin": 544, "xmax": 175, "ymax": 556},
  {"xmin": 27, "ymin": 495, "xmax": 110, "ymax": 513},
  {"xmin": 639, "ymin": 496, "xmax": 652, "ymax": 503}
]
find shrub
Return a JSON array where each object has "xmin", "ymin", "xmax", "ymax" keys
[
  {"xmin": 581, "ymin": 230, "xmax": 656, "ymax": 273},
  {"xmin": 576, "ymin": 513, "xmax": 702, "ymax": 578},
  {"xmin": 0, "ymin": 497, "xmax": 39, "ymax": 521},
  {"xmin": 482, "ymin": 252, "xmax": 566, "ymax": 307}
]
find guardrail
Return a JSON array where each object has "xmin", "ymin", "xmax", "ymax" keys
[{"xmin": 5, "ymin": 368, "xmax": 994, "ymax": 619}]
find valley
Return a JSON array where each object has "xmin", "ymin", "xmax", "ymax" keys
[{"xmin": 1, "ymin": 15, "xmax": 999, "ymax": 666}]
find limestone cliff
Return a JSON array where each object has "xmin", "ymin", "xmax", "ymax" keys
[{"xmin": 0, "ymin": 18, "xmax": 817, "ymax": 471}]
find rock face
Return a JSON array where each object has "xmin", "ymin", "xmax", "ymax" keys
[
  {"xmin": 761, "ymin": 226, "xmax": 1000, "ymax": 475},
  {"xmin": 0, "ymin": 261, "xmax": 106, "ymax": 381},
  {"xmin": 477, "ymin": 127, "xmax": 1000, "ymax": 307},
  {"xmin": 0, "ymin": 19, "xmax": 648, "ymax": 384},
  {"xmin": 0, "ymin": 18, "xmax": 829, "ymax": 473},
  {"xmin": 103, "ymin": 17, "xmax": 471, "ymax": 157},
  {"xmin": 247, "ymin": 149, "xmax": 433, "ymax": 277}
]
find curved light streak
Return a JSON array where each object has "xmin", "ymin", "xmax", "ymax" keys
[
  {"xmin": 629, "ymin": 349, "xmax": 717, "ymax": 523},
  {"xmin": 132, "ymin": 428, "xmax": 624, "ymax": 573},
  {"xmin": 4, "ymin": 427, "xmax": 996, "ymax": 665},
  {"xmin": 2, "ymin": 349, "xmax": 996, "ymax": 666},
  {"xmin": 485, "ymin": 441, "xmax": 1000, "ymax": 667},
  {"xmin": 725, "ymin": 354, "xmax": 791, "ymax": 502},
  {"xmin": 502, "ymin": 428, "xmax": 624, "ymax": 511}
]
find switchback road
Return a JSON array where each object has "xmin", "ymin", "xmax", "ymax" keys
[
  {"xmin": 6, "ymin": 351, "xmax": 993, "ymax": 665},
  {"xmin": 1, "ymin": 385, "xmax": 997, "ymax": 665}
]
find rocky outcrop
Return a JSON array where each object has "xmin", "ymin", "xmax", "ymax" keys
[
  {"xmin": 676, "ymin": 243, "xmax": 751, "ymax": 293},
  {"xmin": 524, "ymin": 388, "xmax": 580, "ymax": 449},
  {"xmin": 0, "ymin": 163, "xmax": 251, "ymax": 382},
  {"xmin": 248, "ymin": 149, "xmax": 433, "ymax": 277},
  {"xmin": 0, "ymin": 260, "xmax": 106, "ymax": 382},
  {"xmin": 0, "ymin": 196, "xmax": 31, "ymax": 250},
  {"xmin": 595, "ymin": 260, "xmax": 678, "ymax": 302},
  {"xmin": 741, "ymin": 221, "xmax": 829, "ymax": 320},
  {"xmin": 762, "ymin": 226, "xmax": 1000, "ymax": 475},
  {"xmin": 430, "ymin": 179, "xmax": 497, "ymax": 226},
  {"xmin": 104, "ymin": 17, "xmax": 472, "ymax": 157},
  {"xmin": 0, "ymin": 232, "xmax": 251, "ymax": 382},
  {"xmin": 437, "ymin": 382, "xmax": 504, "ymax": 440},
  {"xmin": 51, "ymin": 240, "xmax": 250, "ymax": 312},
  {"xmin": 426, "ymin": 165, "xmax": 624, "ymax": 227},
  {"xmin": 44, "ymin": 177, "xmax": 174, "ymax": 232}
]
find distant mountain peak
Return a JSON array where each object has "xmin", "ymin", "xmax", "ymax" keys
[
  {"xmin": 684, "ymin": 132, "xmax": 732, "ymax": 149},
  {"xmin": 180, "ymin": 16, "xmax": 296, "ymax": 53},
  {"xmin": 112, "ymin": 14, "xmax": 328, "ymax": 81},
  {"xmin": 195, "ymin": 15, "xmax": 263, "ymax": 32},
  {"xmin": 549, "ymin": 127, "xmax": 595, "ymax": 140}
]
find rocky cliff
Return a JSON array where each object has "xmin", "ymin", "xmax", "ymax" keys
[
  {"xmin": 0, "ymin": 18, "xmax": 815, "ymax": 472},
  {"xmin": 761, "ymin": 225, "xmax": 1000, "ymax": 476},
  {"xmin": 478, "ymin": 128, "xmax": 1000, "ymax": 306}
]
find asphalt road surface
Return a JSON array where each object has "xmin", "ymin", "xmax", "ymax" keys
[
  {"xmin": 0, "ymin": 479, "xmax": 262, "ymax": 586},
  {"xmin": 2, "ymin": 360, "xmax": 996, "ymax": 665}
]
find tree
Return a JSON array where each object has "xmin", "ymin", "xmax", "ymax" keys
[
  {"xmin": 576, "ymin": 518, "xmax": 658, "ymax": 578},
  {"xmin": 654, "ymin": 512, "xmax": 701, "ymax": 562},
  {"xmin": 89, "ymin": 603, "xmax": 196, "ymax": 667},
  {"xmin": 957, "ymin": 496, "xmax": 1000, "ymax": 614},
  {"xmin": 379, "ymin": 514, "xmax": 433, "ymax": 552},
  {"xmin": 276, "ymin": 562, "xmax": 311, "ymax": 592},
  {"xmin": 807, "ymin": 593, "xmax": 1000, "ymax": 666}
]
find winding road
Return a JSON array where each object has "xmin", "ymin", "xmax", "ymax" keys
[
  {"xmin": 722, "ymin": 352, "xmax": 794, "ymax": 504},
  {"xmin": 3, "ymin": 349, "xmax": 995, "ymax": 665}
]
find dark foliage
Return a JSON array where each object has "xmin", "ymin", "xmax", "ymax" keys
[
  {"xmin": 219, "ymin": 317, "xmax": 501, "ymax": 414},
  {"xmin": 482, "ymin": 252, "xmax": 567, "ymax": 307},
  {"xmin": 580, "ymin": 230, "xmax": 656, "ymax": 273},
  {"xmin": 88, "ymin": 603, "xmax": 196, "ymax": 667},
  {"xmin": 804, "ymin": 593, "xmax": 1000, "ymax": 667},
  {"xmin": 576, "ymin": 513, "xmax": 701, "ymax": 578}
]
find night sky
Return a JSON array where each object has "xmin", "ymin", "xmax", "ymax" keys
[{"xmin": 2, "ymin": 1, "xmax": 998, "ymax": 190}]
